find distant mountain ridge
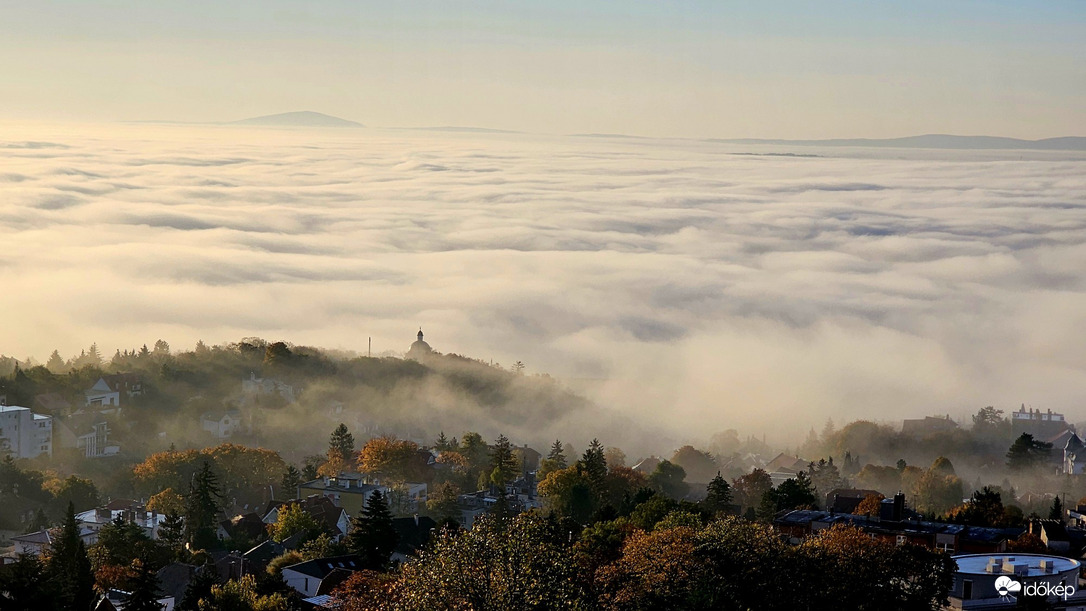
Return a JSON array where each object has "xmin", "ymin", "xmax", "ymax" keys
[
  {"xmin": 710, "ymin": 134, "xmax": 1086, "ymax": 151},
  {"xmin": 229, "ymin": 111, "xmax": 363, "ymax": 128}
]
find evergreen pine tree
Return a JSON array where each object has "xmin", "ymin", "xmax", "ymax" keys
[
  {"xmin": 1050, "ymin": 496, "xmax": 1064, "ymax": 521},
  {"xmin": 347, "ymin": 490, "xmax": 399, "ymax": 571},
  {"xmin": 489, "ymin": 434, "xmax": 519, "ymax": 490},
  {"xmin": 0, "ymin": 553, "xmax": 55, "ymax": 609},
  {"xmin": 280, "ymin": 465, "xmax": 302, "ymax": 499},
  {"xmin": 704, "ymin": 472, "xmax": 733, "ymax": 513},
  {"xmin": 184, "ymin": 461, "xmax": 223, "ymax": 551},
  {"xmin": 47, "ymin": 502, "xmax": 94, "ymax": 611},
  {"xmin": 436, "ymin": 431, "xmax": 450, "ymax": 451},
  {"xmin": 46, "ymin": 350, "xmax": 66, "ymax": 373},
  {"xmin": 158, "ymin": 511, "xmax": 186, "ymax": 560},
  {"xmin": 329, "ymin": 423, "xmax": 356, "ymax": 460},
  {"xmin": 176, "ymin": 566, "xmax": 217, "ymax": 611},
  {"xmin": 123, "ymin": 557, "xmax": 162, "ymax": 611},
  {"xmin": 580, "ymin": 439, "xmax": 607, "ymax": 487},
  {"xmin": 547, "ymin": 439, "xmax": 567, "ymax": 468}
]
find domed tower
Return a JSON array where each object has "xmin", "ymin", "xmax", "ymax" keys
[{"xmin": 406, "ymin": 328, "xmax": 433, "ymax": 360}]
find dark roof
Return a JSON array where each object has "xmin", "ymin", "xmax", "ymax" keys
[
  {"xmin": 283, "ymin": 555, "xmax": 363, "ymax": 580},
  {"xmin": 315, "ymin": 568, "xmax": 356, "ymax": 595},
  {"xmin": 266, "ymin": 496, "xmax": 346, "ymax": 535},
  {"xmin": 156, "ymin": 563, "xmax": 198, "ymax": 601},
  {"xmin": 392, "ymin": 516, "xmax": 438, "ymax": 554},
  {"xmin": 774, "ymin": 509, "xmax": 1020, "ymax": 544}
]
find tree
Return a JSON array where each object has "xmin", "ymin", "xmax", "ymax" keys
[
  {"xmin": 671, "ymin": 446, "xmax": 718, "ymax": 484},
  {"xmin": 153, "ymin": 339, "xmax": 170, "ymax": 355},
  {"xmin": 177, "ymin": 567, "xmax": 218, "ymax": 611},
  {"xmin": 489, "ymin": 434, "xmax": 519, "ymax": 490},
  {"xmin": 158, "ymin": 511, "xmax": 186, "ymax": 560},
  {"xmin": 46, "ymin": 350, "xmax": 66, "ymax": 373},
  {"xmin": 184, "ymin": 461, "xmax": 224, "ymax": 551},
  {"xmin": 855, "ymin": 493, "xmax": 885, "ymax": 517},
  {"xmin": 806, "ymin": 458, "xmax": 843, "ymax": 498},
  {"xmin": 703, "ymin": 472, "xmax": 733, "ymax": 514},
  {"xmin": 426, "ymin": 481, "xmax": 462, "ymax": 523},
  {"xmin": 1006, "ymin": 433, "xmax": 1052, "ymax": 470},
  {"xmin": 1050, "ymin": 496, "xmax": 1064, "ymax": 521},
  {"xmin": 280, "ymin": 465, "xmax": 302, "ymax": 499},
  {"xmin": 538, "ymin": 466, "xmax": 596, "ymax": 523},
  {"xmin": 647, "ymin": 460, "xmax": 687, "ymax": 500},
  {"xmin": 46, "ymin": 502, "xmax": 94, "ymax": 611},
  {"xmin": 358, "ymin": 436, "xmax": 424, "ymax": 484},
  {"xmin": 580, "ymin": 439, "xmax": 608, "ymax": 488},
  {"xmin": 391, "ymin": 513, "xmax": 582, "ymax": 610},
  {"xmin": 123, "ymin": 557, "xmax": 163, "ymax": 611},
  {"xmin": 0, "ymin": 554, "xmax": 54, "ymax": 609},
  {"xmin": 435, "ymin": 431, "xmax": 453, "ymax": 452},
  {"xmin": 272, "ymin": 502, "xmax": 322, "ymax": 543},
  {"xmin": 547, "ymin": 439, "xmax": 567, "ymax": 468},
  {"xmin": 198, "ymin": 574, "xmax": 289, "ymax": 611},
  {"xmin": 46, "ymin": 475, "xmax": 100, "ymax": 515},
  {"xmin": 972, "ymin": 406, "xmax": 1008, "ymax": 436},
  {"xmin": 732, "ymin": 468, "xmax": 773, "ymax": 511},
  {"xmin": 321, "ymin": 424, "xmax": 356, "ymax": 476},
  {"xmin": 604, "ymin": 447, "xmax": 626, "ymax": 470},
  {"xmin": 148, "ymin": 488, "xmax": 186, "ymax": 516},
  {"xmin": 910, "ymin": 467, "xmax": 964, "ymax": 516},
  {"xmin": 952, "ymin": 487, "xmax": 1006, "ymax": 527},
  {"xmin": 347, "ymin": 490, "xmax": 399, "ymax": 571}
]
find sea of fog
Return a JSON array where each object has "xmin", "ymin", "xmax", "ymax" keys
[{"xmin": 1, "ymin": 122, "xmax": 1084, "ymax": 442}]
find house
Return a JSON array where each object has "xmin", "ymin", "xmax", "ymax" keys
[
  {"xmin": 76, "ymin": 500, "xmax": 169, "ymax": 539},
  {"xmin": 632, "ymin": 456, "xmax": 662, "ymax": 474},
  {"xmin": 298, "ymin": 475, "xmax": 389, "ymax": 519},
  {"xmin": 901, "ymin": 415, "xmax": 959, "ymax": 436},
  {"xmin": 1011, "ymin": 405, "xmax": 1070, "ymax": 439},
  {"xmin": 947, "ymin": 553, "xmax": 1086, "ymax": 608},
  {"xmin": 102, "ymin": 373, "xmax": 144, "ymax": 397},
  {"xmin": 391, "ymin": 515, "xmax": 439, "ymax": 561},
  {"xmin": 514, "ymin": 445, "xmax": 542, "ymax": 474},
  {"xmin": 764, "ymin": 453, "xmax": 808, "ymax": 474},
  {"xmin": 262, "ymin": 495, "xmax": 351, "ymax": 540},
  {"xmin": 217, "ymin": 512, "xmax": 267, "ymax": 542},
  {"xmin": 774, "ymin": 501, "xmax": 1020, "ymax": 555},
  {"xmin": 56, "ymin": 416, "xmax": 120, "ymax": 458},
  {"xmin": 824, "ymin": 488, "xmax": 882, "ymax": 514},
  {"xmin": 34, "ymin": 392, "xmax": 72, "ymax": 414},
  {"xmin": 1061, "ymin": 432, "xmax": 1086, "ymax": 475},
  {"xmin": 281, "ymin": 554, "xmax": 363, "ymax": 597},
  {"xmin": 201, "ymin": 409, "xmax": 243, "ymax": 439},
  {"xmin": 0, "ymin": 405, "xmax": 53, "ymax": 459},
  {"xmin": 85, "ymin": 378, "xmax": 122, "ymax": 410},
  {"xmin": 13, "ymin": 525, "xmax": 98, "ymax": 556},
  {"xmin": 242, "ymin": 372, "xmax": 295, "ymax": 403},
  {"xmin": 1028, "ymin": 519, "xmax": 1072, "ymax": 553}
]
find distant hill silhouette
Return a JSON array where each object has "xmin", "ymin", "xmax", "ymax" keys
[
  {"xmin": 711, "ymin": 134, "xmax": 1086, "ymax": 151},
  {"xmin": 229, "ymin": 111, "xmax": 363, "ymax": 128}
]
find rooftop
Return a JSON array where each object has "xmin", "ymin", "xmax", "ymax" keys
[{"xmin": 954, "ymin": 553, "xmax": 1079, "ymax": 577}]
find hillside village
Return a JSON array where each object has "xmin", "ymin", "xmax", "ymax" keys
[{"xmin": 1, "ymin": 334, "xmax": 1085, "ymax": 609}]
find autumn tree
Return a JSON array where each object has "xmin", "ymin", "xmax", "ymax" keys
[
  {"xmin": 854, "ymin": 493, "xmax": 885, "ymax": 517},
  {"xmin": 272, "ymin": 502, "xmax": 322, "ymax": 543},
  {"xmin": 731, "ymin": 468, "xmax": 772, "ymax": 511},
  {"xmin": 648, "ymin": 460, "xmax": 687, "ymax": 499},
  {"xmin": 392, "ymin": 513, "xmax": 583, "ymax": 610},
  {"xmin": 671, "ymin": 446, "xmax": 717, "ymax": 483},
  {"xmin": 358, "ymin": 436, "xmax": 425, "ymax": 484}
]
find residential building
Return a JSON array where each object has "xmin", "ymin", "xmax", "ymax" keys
[
  {"xmin": 281, "ymin": 555, "xmax": 362, "ymax": 597},
  {"xmin": 824, "ymin": 488, "xmax": 882, "ymax": 514},
  {"xmin": 947, "ymin": 553, "xmax": 1085, "ymax": 609},
  {"xmin": 201, "ymin": 409, "xmax": 243, "ymax": 439},
  {"xmin": 56, "ymin": 416, "xmax": 119, "ymax": 458},
  {"xmin": 262, "ymin": 495, "xmax": 350, "ymax": 540},
  {"xmin": 901, "ymin": 415, "xmax": 959, "ymax": 436},
  {"xmin": 0, "ymin": 405, "xmax": 53, "ymax": 459},
  {"xmin": 76, "ymin": 500, "xmax": 169, "ymax": 539},
  {"xmin": 1011, "ymin": 405, "xmax": 1070, "ymax": 439},
  {"xmin": 84, "ymin": 378, "xmax": 121, "ymax": 410},
  {"xmin": 297, "ymin": 474, "xmax": 389, "ymax": 519},
  {"xmin": 13, "ymin": 525, "xmax": 97, "ymax": 556},
  {"xmin": 242, "ymin": 372, "xmax": 295, "ymax": 403}
]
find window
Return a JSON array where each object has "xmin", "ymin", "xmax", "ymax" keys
[
  {"xmin": 896, "ymin": 535, "xmax": 907, "ymax": 546},
  {"xmin": 963, "ymin": 580, "xmax": 972, "ymax": 600}
]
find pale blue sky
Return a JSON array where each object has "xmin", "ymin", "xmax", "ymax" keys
[{"xmin": 2, "ymin": 1, "xmax": 1083, "ymax": 138}]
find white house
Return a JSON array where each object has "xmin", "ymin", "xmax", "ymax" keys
[
  {"xmin": 0, "ymin": 405, "xmax": 53, "ymax": 459},
  {"xmin": 13, "ymin": 525, "xmax": 97, "ymax": 556},
  {"xmin": 242, "ymin": 372, "xmax": 295, "ymax": 403},
  {"xmin": 85, "ymin": 378, "xmax": 121, "ymax": 410},
  {"xmin": 201, "ymin": 409, "xmax": 243, "ymax": 439},
  {"xmin": 76, "ymin": 501, "xmax": 169, "ymax": 539},
  {"xmin": 281, "ymin": 555, "xmax": 362, "ymax": 597}
]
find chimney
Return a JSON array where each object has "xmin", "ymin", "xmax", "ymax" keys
[{"xmin": 893, "ymin": 492, "xmax": 905, "ymax": 522}]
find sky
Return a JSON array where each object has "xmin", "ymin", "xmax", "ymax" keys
[
  {"xmin": 2, "ymin": 124, "xmax": 1084, "ymax": 444},
  {"xmin": 1, "ymin": 1, "xmax": 1084, "ymax": 138}
]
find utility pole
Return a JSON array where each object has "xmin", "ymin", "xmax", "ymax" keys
[{"xmin": 368, "ymin": 337, "xmax": 371, "ymax": 357}]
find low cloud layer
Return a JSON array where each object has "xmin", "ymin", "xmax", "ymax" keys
[{"xmin": 2, "ymin": 123, "xmax": 1085, "ymax": 447}]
